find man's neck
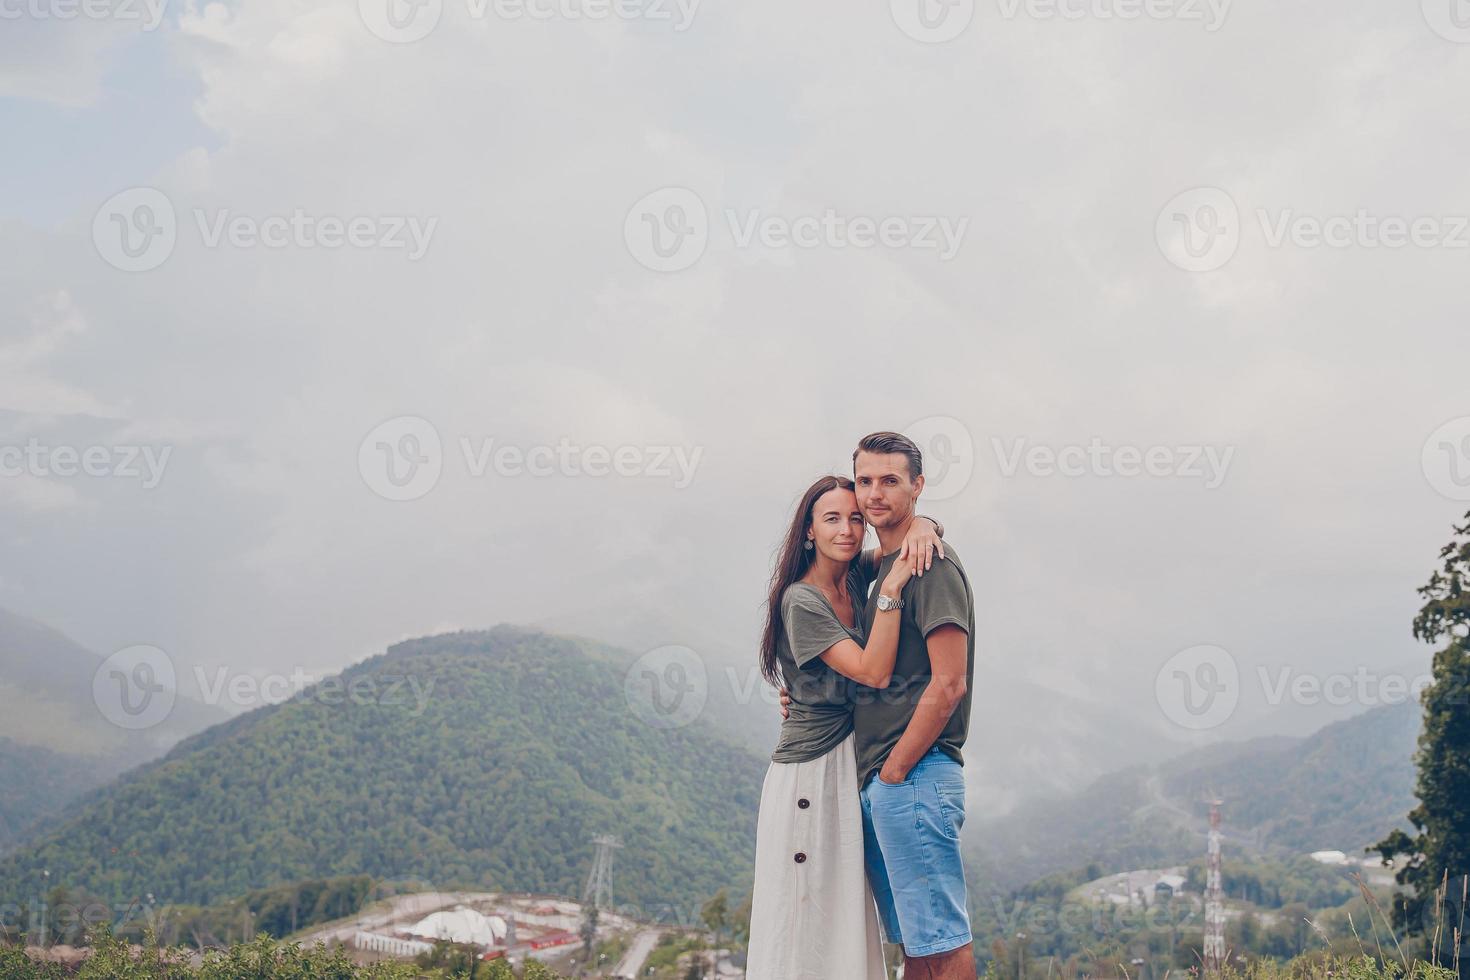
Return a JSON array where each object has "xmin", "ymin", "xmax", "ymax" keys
[{"xmin": 874, "ymin": 511, "xmax": 917, "ymax": 557}]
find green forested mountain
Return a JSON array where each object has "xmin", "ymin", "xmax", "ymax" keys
[
  {"xmin": 1159, "ymin": 697, "xmax": 1421, "ymax": 854},
  {"xmin": 0, "ymin": 607, "xmax": 230, "ymax": 853},
  {"xmin": 968, "ymin": 699, "xmax": 1421, "ymax": 897},
  {"xmin": 0, "ymin": 737, "xmax": 112, "ymax": 853},
  {"xmin": 0, "ymin": 625, "xmax": 764, "ymax": 916},
  {"xmin": 0, "ymin": 607, "xmax": 226, "ymax": 762}
]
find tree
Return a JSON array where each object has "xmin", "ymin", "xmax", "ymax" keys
[
  {"xmin": 729, "ymin": 891, "xmax": 752, "ymax": 948},
  {"xmin": 700, "ymin": 889, "xmax": 729, "ymax": 945},
  {"xmin": 700, "ymin": 888, "xmax": 730, "ymax": 975},
  {"xmin": 1372, "ymin": 510, "xmax": 1470, "ymax": 975}
]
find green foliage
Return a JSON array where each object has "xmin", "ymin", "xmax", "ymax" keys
[
  {"xmin": 728, "ymin": 891, "xmax": 751, "ymax": 948},
  {"xmin": 482, "ymin": 959, "xmax": 514, "ymax": 980},
  {"xmin": 699, "ymin": 889, "xmax": 727, "ymax": 942},
  {"xmin": 1, "ymin": 926, "xmax": 425, "ymax": 979},
  {"xmin": 0, "ymin": 925, "xmax": 590, "ymax": 978},
  {"xmin": 0, "ymin": 626, "xmax": 763, "ymax": 920},
  {"xmin": 521, "ymin": 961, "xmax": 560, "ymax": 980},
  {"xmin": 415, "ymin": 939, "xmax": 482, "ymax": 975},
  {"xmin": 1373, "ymin": 512, "xmax": 1470, "ymax": 968},
  {"xmin": 645, "ymin": 932, "xmax": 703, "ymax": 971},
  {"xmin": 1177, "ymin": 856, "xmax": 1361, "ymax": 910},
  {"xmin": 971, "ymin": 855, "xmax": 1389, "ymax": 975}
]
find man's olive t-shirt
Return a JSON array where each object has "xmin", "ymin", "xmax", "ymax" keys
[
  {"xmin": 853, "ymin": 543, "xmax": 974, "ymax": 788},
  {"xmin": 769, "ymin": 573, "xmax": 865, "ymax": 764}
]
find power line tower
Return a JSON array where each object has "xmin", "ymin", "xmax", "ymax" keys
[
  {"xmin": 579, "ymin": 833, "xmax": 620, "ymax": 974},
  {"xmin": 583, "ymin": 834, "xmax": 620, "ymax": 911},
  {"xmin": 1204, "ymin": 796, "xmax": 1226, "ymax": 975}
]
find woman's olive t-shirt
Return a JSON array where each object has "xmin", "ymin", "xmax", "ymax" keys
[{"xmin": 769, "ymin": 570, "xmax": 869, "ymax": 764}]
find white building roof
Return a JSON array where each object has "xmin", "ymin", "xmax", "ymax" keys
[{"xmin": 406, "ymin": 906, "xmax": 508, "ymax": 946}]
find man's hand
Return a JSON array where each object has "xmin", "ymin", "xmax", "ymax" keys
[
  {"xmin": 779, "ymin": 687, "xmax": 790, "ymax": 719},
  {"xmin": 877, "ymin": 759, "xmax": 908, "ymax": 785}
]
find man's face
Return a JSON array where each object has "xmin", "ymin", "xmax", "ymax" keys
[{"xmin": 853, "ymin": 451, "xmax": 923, "ymax": 529}]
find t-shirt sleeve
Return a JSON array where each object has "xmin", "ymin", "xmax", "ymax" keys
[
  {"xmin": 781, "ymin": 587, "xmax": 853, "ymax": 669},
  {"xmin": 910, "ymin": 557, "xmax": 971, "ymax": 638}
]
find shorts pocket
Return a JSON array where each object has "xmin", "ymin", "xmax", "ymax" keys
[
  {"xmin": 935, "ymin": 780, "xmax": 966, "ymax": 841},
  {"xmin": 871, "ymin": 768, "xmax": 915, "ymax": 788}
]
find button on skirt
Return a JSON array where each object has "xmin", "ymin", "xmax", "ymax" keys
[{"xmin": 745, "ymin": 731, "xmax": 887, "ymax": 979}]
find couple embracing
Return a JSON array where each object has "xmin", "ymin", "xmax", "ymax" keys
[{"xmin": 746, "ymin": 431, "xmax": 977, "ymax": 979}]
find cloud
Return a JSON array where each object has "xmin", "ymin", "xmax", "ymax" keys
[{"xmin": 2, "ymin": 0, "xmax": 1469, "ymax": 781}]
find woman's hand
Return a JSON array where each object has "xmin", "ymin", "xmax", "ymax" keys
[
  {"xmin": 896, "ymin": 516, "xmax": 945, "ymax": 577},
  {"xmin": 880, "ymin": 557, "xmax": 914, "ymax": 600}
]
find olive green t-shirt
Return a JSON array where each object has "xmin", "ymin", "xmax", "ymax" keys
[
  {"xmin": 853, "ymin": 542, "xmax": 974, "ymax": 788},
  {"xmin": 769, "ymin": 574, "xmax": 865, "ymax": 764}
]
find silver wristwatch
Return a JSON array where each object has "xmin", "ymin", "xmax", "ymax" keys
[{"xmin": 876, "ymin": 593, "xmax": 904, "ymax": 612}]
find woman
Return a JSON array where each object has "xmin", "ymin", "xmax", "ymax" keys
[{"xmin": 745, "ymin": 475, "xmax": 941, "ymax": 979}]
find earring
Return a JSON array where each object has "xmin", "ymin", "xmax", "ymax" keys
[{"xmin": 804, "ymin": 540, "xmax": 814, "ymax": 551}]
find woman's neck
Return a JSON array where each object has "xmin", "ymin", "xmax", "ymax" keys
[{"xmin": 802, "ymin": 554, "xmax": 849, "ymax": 593}]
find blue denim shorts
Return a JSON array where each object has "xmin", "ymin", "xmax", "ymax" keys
[{"xmin": 858, "ymin": 746, "xmax": 971, "ymax": 957}]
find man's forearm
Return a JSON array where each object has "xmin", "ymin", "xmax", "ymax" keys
[{"xmin": 883, "ymin": 675, "xmax": 966, "ymax": 777}]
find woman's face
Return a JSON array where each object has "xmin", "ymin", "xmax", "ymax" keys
[{"xmin": 806, "ymin": 487, "xmax": 865, "ymax": 563}]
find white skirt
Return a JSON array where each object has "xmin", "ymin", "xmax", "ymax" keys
[{"xmin": 745, "ymin": 732, "xmax": 887, "ymax": 980}]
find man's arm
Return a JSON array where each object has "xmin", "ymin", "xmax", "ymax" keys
[{"xmin": 876, "ymin": 623, "xmax": 968, "ymax": 784}]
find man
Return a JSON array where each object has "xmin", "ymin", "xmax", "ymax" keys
[{"xmin": 783, "ymin": 431, "xmax": 977, "ymax": 978}]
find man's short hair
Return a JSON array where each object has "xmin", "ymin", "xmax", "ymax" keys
[{"xmin": 853, "ymin": 431, "xmax": 923, "ymax": 481}]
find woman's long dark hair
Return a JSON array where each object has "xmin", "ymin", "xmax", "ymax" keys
[{"xmin": 759, "ymin": 475, "xmax": 856, "ymax": 688}]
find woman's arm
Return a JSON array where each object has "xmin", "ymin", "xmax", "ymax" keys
[
  {"xmin": 859, "ymin": 514, "xmax": 945, "ymax": 583},
  {"xmin": 816, "ymin": 561, "xmax": 915, "ymax": 688}
]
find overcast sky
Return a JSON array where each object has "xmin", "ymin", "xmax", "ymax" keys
[{"xmin": 2, "ymin": 0, "xmax": 1469, "ymax": 758}]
